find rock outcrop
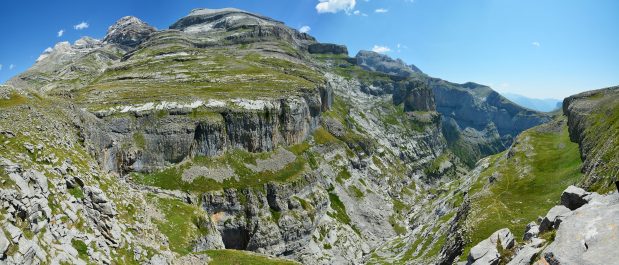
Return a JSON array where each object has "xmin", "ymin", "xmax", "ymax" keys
[
  {"xmin": 541, "ymin": 191, "xmax": 619, "ymax": 265},
  {"xmin": 466, "ymin": 228, "xmax": 515, "ymax": 265},
  {"xmin": 103, "ymin": 16, "xmax": 156, "ymax": 48},
  {"xmin": 563, "ymin": 86, "xmax": 619, "ymax": 192},
  {"xmin": 308, "ymin": 43, "xmax": 348, "ymax": 55}
]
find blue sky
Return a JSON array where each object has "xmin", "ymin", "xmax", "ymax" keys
[{"xmin": 0, "ymin": 0, "xmax": 617, "ymax": 99}]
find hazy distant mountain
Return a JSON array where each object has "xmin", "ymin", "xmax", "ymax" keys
[{"xmin": 501, "ymin": 92, "xmax": 562, "ymax": 112}]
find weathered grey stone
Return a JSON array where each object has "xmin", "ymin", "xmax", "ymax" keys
[
  {"xmin": 523, "ymin": 222, "xmax": 540, "ymax": 241},
  {"xmin": 539, "ymin": 205, "xmax": 572, "ymax": 233},
  {"xmin": 467, "ymin": 228, "xmax": 515, "ymax": 265},
  {"xmin": 0, "ymin": 228, "xmax": 9, "ymax": 256},
  {"xmin": 506, "ymin": 238, "xmax": 545, "ymax": 265},
  {"xmin": 560, "ymin": 185, "xmax": 591, "ymax": 210},
  {"xmin": 542, "ymin": 192, "xmax": 619, "ymax": 265}
]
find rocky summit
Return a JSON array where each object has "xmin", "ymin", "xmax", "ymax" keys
[{"xmin": 0, "ymin": 7, "xmax": 617, "ymax": 265}]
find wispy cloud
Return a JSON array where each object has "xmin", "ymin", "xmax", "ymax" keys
[
  {"xmin": 531, "ymin": 41, "xmax": 540, "ymax": 47},
  {"xmin": 73, "ymin": 22, "xmax": 89, "ymax": 30},
  {"xmin": 299, "ymin": 25, "xmax": 311, "ymax": 33},
  {"xmin": 9, "ymin": 64, "xmax": 14, "ymax": 70},
  {"xmin": 372, "ymin": 45, "xmax": 391, "ymax": 53},
  {"xmin": 0, "ymin": 64, "xmax": 3, "ymax": 71},
  {"xmin": 375, "ymin": 8, "xmax": 388, "ymax": 13},
  {"xmin": 57, "ymin": 29, "xmax": 64, "ymax": 37},
  {"xmin": 316, "ymin": 0, "xmax": 356, "ymax": 14},
  {"xmin": 396, "ymin": 43, "xmax": 408, "ymax": 52},
  {"xmin": 353, "ymin": 10, "xmax": 368, "ymax": 16}
]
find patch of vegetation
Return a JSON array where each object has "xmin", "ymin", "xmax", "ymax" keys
[
  {"xmin": 389, "ymin": 215, "xmax": 407, "ymax": 235},
  {"xmin": 68, "ymin": 187, "xmax": 84, "ymax": 199},
  {"xmin": 71, "ymin": 238, "xmax": 89, "ymax": 260},
  {"xmin": 152, "ymin": 197, "xmax": 210, "ymax": 255},
  {"xmin": 203, "ymin": 249, "xmax": 299, "ymax": 265},
  {"xmin": 327, "ymin": 191, "xmax": 352, "ymax": 226},
  {"xmin": 133, "ymin": 132, "xmax": 146, "ymax": 148},
  {"xmin": 424, "ymin": 153, "xmax": 450, "ymax": 176},
  {"xmin": 270, "ymin": 208, "xmax": 282, "ymax": 223},
  {"xmin": 336, "ymin": 167, "xmax": 352, "ymax": 184},
  {"xmin": 461, "ymin": 119, "xmax": 582, "ymax": 259},
  {"xmin": 0, "ymin": 92, "xmax": 27, "ymax": 108},
  {"xmin": 313, "ymin": 127, "xmax": 339, "ymax": 145},
  {"xmin": 133, "ymin": 148, "xmax": 307, "ymax": 193},
  {"xmin": 348, "ymin": 185, "xmax": 364, "ymax": 199}
]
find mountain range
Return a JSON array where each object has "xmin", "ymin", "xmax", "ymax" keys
[{"xmin": 501, "ymin": 92, "xmax": 562, "ymax": 112}]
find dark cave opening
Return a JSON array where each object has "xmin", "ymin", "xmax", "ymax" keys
[{"xmin": 221, "ymin": 227, "xmax": 250, "ymax": 250}]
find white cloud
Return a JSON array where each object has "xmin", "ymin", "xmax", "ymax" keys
[
  {"xmin": 375, "ymin": 8, "xmax": 388, "ymax": 13},
  {"xmin": 57, "ymin": 29, "xmax": 64, "ymax": 37},
  {"xmin": 74, "ymin": 22, "xmax": 89, "ymax": 30},
  {"xmin": 532, "ymin": 41, "xmax": 540, "ymax": 47},
  {"xmin": 353, "ymin": 10, "xmax": 367, "ymax": 16},
  {"xmin": 299, "ymin": 26, "xmax": 311, "ymax": 33},
  {"xmin": 9, "ymin": 64, "xmax": 14, "ymax": 70},
  {"xmin": 316, "ymin": 0, "xmax": 356, "ymax": 14},
  {"xmin": 372, "ymin": 45, "xmax": 391, "ymax": 53},
  {"xmin": 0, "ymin": 64, "xmax": 3, "ymax": 71}
]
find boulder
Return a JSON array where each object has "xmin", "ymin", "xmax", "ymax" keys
[
  {"xmin": 0, "ymin": 228, "xmax": 9, "ymax": 255},
  {"xmin": 467, "ymin": 228, "xmax": 515, "ymax": 265},
  {"xmin": 560, "ymin": 185, "xmax": 591, "ymax": 210},
  {"xmin": 539, "ymin": 205, "xmax": 572, "ymax": 233},
  {"xmin": 507, "ymin": 238, "xmax": 545, "ymax": 265},
  {"xmin": 523, "ymin": 222, "xmax": 539, "ymax": 241},
  {"xmin": 542, "ymin": 192, "xmax": 619, "ymax": 265}
]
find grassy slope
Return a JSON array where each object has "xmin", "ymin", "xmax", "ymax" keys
[
  {"xmin": 78, "ymin": 45, "xmax": 324, "ymax": 110},
  {"xmin": 578, "ymin": 90, "xmax": 619, "ymax": 193},
  {"xmin": 461, "ymin": 117, "xmax": 582, "ymax": 259},
  {"xmin": 203, "ymin": 249, "xmax": 300, "ymax": 265}
]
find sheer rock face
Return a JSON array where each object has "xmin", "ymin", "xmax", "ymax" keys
[
  {"xmin": 77, "ymin": 94, "xmax": 328, "ymax": 174},
  {"xmin": 103, "ymin": 16, "xmax": 156, "ymax": 48},
  {"xmin": 308, "ymin": 43, "xmax": 348, "ymax": 55},
  {"xmin": 563, "ymin": 86, "xmax": 619, "ymax": 190}
]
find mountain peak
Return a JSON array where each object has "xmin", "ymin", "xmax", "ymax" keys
[
  {"xmin": 103, "ymin": 16, "xmax": 155, "ymax": 48},
  {"xmin": 355, "ymin": 50, "xmax": 423, "ymax": 77}
]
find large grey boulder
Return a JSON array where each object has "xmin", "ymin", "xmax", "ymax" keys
[
  {"xmin": 541, "ymin": 192, "xmax": 619, "ymax": 265},
  {"xmin": 0, "ymin": 229, "xmax": 9, "ymax": 256},
  {"xmin": 538, "ymin": 205, "xmax": 572, "ymax": 233},
  {"xmin": 467, "ymin": 228, "xmax": 515, "ymax": 265},
  {"xmin": 506, "ymin": 238, "xmax": 545, "ymax": 265},
  {"xmin": 560, "ymin": 185, "xmax": 591, "ymax": 210}
]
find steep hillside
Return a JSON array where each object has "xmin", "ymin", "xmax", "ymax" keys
[
  {"xmin": 353, "ymin": 51, "xmax": 551, "ymax": 167},
  {"xmin": 563, "ymin": 85, "xmax": 619, "ymax": 193},
  {"xmin": 452, "ymin": 117, "xmax": 583, "ymax": 261}
]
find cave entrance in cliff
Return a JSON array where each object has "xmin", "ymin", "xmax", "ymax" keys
[{"xmin": 221, "ymin": 227, "xmax": 250, "ymax": 250}]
